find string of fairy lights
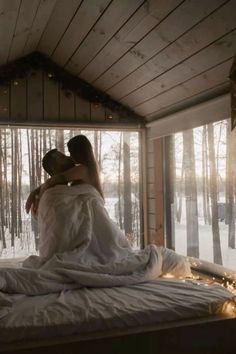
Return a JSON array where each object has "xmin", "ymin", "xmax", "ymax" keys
[{"xmin": 0, "ymin": 52, "xmax": 144, "ymax": 123}]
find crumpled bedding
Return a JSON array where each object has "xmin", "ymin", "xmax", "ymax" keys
[
  {"xmin": 0, "ymin": 185, "xmax": 191, "ymax": 295},
  {"xmin": 0, "ymin": 278, "xmax": 234, "ymax": 344}
]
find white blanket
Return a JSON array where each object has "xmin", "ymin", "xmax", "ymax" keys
[{"xmin": 0, "ymin": 185, "xmax": 191, "ymax": 295}]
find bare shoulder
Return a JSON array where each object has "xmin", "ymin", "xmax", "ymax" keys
[
  {"xmin": 70, "ymin": 164, "xmax": 89, "ymax": 181},
  {"xmin": 75, "ymin": 164, "xmax": 88, "ymax": 173}
]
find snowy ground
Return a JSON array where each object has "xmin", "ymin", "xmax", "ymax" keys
[
  {"xmin": 175, "ymin": 222, "xmax": 236, "ymax": 270},
  {"xmin": 1, "ymin": 199, "xmax": 235, "ymax": 271},
  {"xmin": 0, "ymin": 198, "xmax": 140, "ymax": 258}
]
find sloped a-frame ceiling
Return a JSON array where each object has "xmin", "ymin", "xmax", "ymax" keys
[{"xmin": 0, "ymin": 0, "xmax": 235, "ymax": 122}]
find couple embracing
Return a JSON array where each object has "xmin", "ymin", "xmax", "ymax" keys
[{"xmin": 2, "ymin": 134, "xmax": 191, "ymax": 295}]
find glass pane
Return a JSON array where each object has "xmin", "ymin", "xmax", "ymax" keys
[
  {"xmin": 170, "ymin": 119, "xmax": 236, "ymax": 269},
  {"xmin": 0, "ymin": 128, "xmax": 141, "ymax": 258}
]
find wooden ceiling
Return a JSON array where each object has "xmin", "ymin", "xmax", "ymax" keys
[{"xmin": 0, "ymin": 0, "xmax": 235, "ymax": 121}]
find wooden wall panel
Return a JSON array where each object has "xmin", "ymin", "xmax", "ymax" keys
[
  {"xmin": 53, "ymin": 0, "xmax": 110, "ymax": 68},
  {"xmin": 79, "ymin": 0, "xmax": 183, "ymax": 83},
  {"xmin": 0, "ymin": 0, "xmax": 234, "ymax": 120},
  {"xmin": 105, "ymin": 108, "xmax": 119, "ymax": 123},
  {"xmin": 91, "ymin": 103, "xmax": 105, "ymax": 122},
  {"xmin": 0, "ymin": 0, "xmax": 21, "ymax": 65},
  {"xmin": 23, "ymin": 0, "xmax": 57, "ymax": 56},
  {"xmin": 0, "ymin": 69, "xmax": 140, "ymax": 126},
  {"xmin": 95, "ymin": 0, "xmax": 226, "ymax": 92},
  {"xmin": 10, "ymin": 78, "xmax": 26, "ymax": 121},
  {"xmin": 38, "ymin": 0, "xmax": 82, "ymax": 56},
  {"xmin": 154, "ymin": 138, "xmax": 164, "ymax": 246},
  {"xmin": 121, "ymin": 34, "xmax": 236, "ymax": 108},
  {"xmin": 8, "ymin": 0, "xmax": 40, "ymax": 62},
  {"xmin": 27, "ymin": 71, "xmax": 43, "ymax": 121},
  {"xmin": 138, "ymin": 58, "xmax": 232, "ymax": 117},
  {"xmin": 66, "ymin": 0, "xmax": 143, "ymax": 75},
  {"xmin": 43, "ymin": 74, "xmax": 59, "ymax": 120},
  {"xmin": 59, "ymin": 85, "xmax": 75, "ymax": 121},
  {"xmin": 146, "ymin": 135, "xmax": 165, "ymax": 246},
  {"xmin": 0, "ymin": 86, "xmax": 10, "ymax": 121},
  {"xmin": 148, "ymin": 198, "xmax": 155, "ymax": 214},
  {"xmin": 107, "ymin": 0, "xmax": 234, "ymax": 100},
  {"xmin": 75, "ymin": 96, "xmax": 91, "ymax": 121}
]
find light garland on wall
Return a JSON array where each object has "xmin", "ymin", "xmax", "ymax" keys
[{"xmin": 0, "ymin": 52, "xmax": 144, "ymax": 124}]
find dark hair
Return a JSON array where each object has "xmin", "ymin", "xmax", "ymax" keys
[
  {"xmin": 67, "ymin": 135, "xmax": 104, "ymax": 198},
  {"xmin": 42, "ymin": 149, "xmax": 74, "ymax": 176},
  {"xmin": 42, "ymin": 149, "xmax": 58, "ymax": 176}
]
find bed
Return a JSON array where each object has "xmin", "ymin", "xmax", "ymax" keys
[
  {"xmin": 0, "ymin": 258, "xmax": 235, "ymax": 354},
  {"xmin": 0, "ymin": 185, "xmax": 235, "ymax": 354}
]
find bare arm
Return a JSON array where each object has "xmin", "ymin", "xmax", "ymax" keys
[
  {"xmin": 25, "ymin": 186, "xmax": 41, "ymax": 214},
  {"xmin": 38, "ymin": 165, "xmax": 88, "ymax": 198},
  {"xmin": 25, "ymin": 165, "xmax": 88, "ymax": 214}
]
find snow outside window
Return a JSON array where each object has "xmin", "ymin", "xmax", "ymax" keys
[
  {"xmin": 0, "ymin": 128, "xmax": 141, "ymax": 258},
  {"xmin": 170, "ymin": 119, "xmax": 236, "ymax": 269}
]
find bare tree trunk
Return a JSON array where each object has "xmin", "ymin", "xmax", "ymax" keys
[
  {"xmin": 204, "ymin": 127, "xmax": 211, "ymax": 224},
  {"xmin": 202, "ymin": 126, "xmax": 208, "ymax": 224},
  {"xmin": 176, "ymin": 157, "xmax": 184, "ymax": 223},
  {"xmin": 123, "ymin": 132, "xmax": 132, "ymax": 235},
  {"xmin": 56, "ymin": 130, "xmax": 65, "ymax": 153},
  {"xmin": 0, "ymin": 130, "xmax": 6, "ymax": 249},
  {"xmin": 226, "ymin": 122, "xmax": 236, "ymax": 248},
  {"xmin": 43, "ymin": 129, "xmax": 47, "ymax": 181},
  {"xmin": 117, "ymin": 133, "xmax": 123, "ymax": 230},
  {"xmin": 225, "ymin": 121, "xmax": 230, "ymax": 226},
  {"xmin": 94, "ymin": 131, "xmax": 98, "ymax": 161},
  {"xmin": 17, "ymin": 130, "xmax": 22, "ymax": 236},
  {"xmin": 11, "ymin": 129, "xmax": 18, "ymax": 246},
  {"xmin": 3, "ymin": 130, "xmax": 10, "ymax": 229},
  {"xmin": 99, "ymin": 131, "xmax": 102, "ymax": 168},
  {"xmin": 207, "ymin": 123, "xmax": 223, "ymax": 264},
  {"xmin": 183, "ymin": 129, "xmax": 199, "ymax": 258}
]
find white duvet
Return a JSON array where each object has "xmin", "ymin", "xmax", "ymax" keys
[{"xmin": 0, "ymin": 184, "xmax": 191, "ymax": 295}]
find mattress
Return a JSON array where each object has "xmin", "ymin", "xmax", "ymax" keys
[{"xmin": 0, "ymin": 275, "xmax": 234, "ymax": 345}]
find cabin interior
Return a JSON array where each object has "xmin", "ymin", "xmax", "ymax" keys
[{"xmin": 0, "ymin": 1, "xmax": 236, "ymax": 353}]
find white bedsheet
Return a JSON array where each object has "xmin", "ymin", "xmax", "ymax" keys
[
  {"xmin": 0, "ymin": 185, "xmax": 191, "ymax": 295},
  {"xmin": 1, "ymin": 185, "xmax": 233, "ymax": 345},
  {"xmin": 0, "ymin": 279, "xmax": 234, "ymax": 343}
]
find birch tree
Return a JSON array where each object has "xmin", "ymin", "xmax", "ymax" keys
[
  {"xmin": 123, "ymin": 132, "xmax": 132, "ymax": 235},
  {"xmin": 183, "ymin": 129, "xmax": 199, "ymax": 258},
  {"xmin": 207, "ymin": 123, "xmax": 222, "ymax": 264}
]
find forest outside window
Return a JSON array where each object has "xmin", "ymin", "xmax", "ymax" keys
[
  {"xmin": 168, "ymin": 118, "xmax": 236, "ymax": 270},
  {"xmin": 0, "ymin": 128, "xmax": 142, "ymax": 258}
]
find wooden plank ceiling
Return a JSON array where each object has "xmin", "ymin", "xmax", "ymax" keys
[{"xmin": 0, "ymin": 0, "xmax": 235, "ymax": 122}]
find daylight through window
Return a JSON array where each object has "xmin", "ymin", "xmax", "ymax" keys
[
  {"xmin": 0, "ymin": 128, "xmax": 141, "ymax": 258},
  {"xmin": 169, "ymin": 119, "xmax": 236, "ymax": 269}
]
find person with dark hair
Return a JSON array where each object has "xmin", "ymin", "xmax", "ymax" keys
[
  {"xmin": 25, "ymin": 149, "xmax": 75, "ymax": 213},
  {"xmin": 26, "ymin": 135, "xmax": 104, "ymax": 213},
  {"xmin": 42, "ymin": 149, "xmax": 74, "ymax": 176},
  {"xmin": 35, "ymin": 135, "xmax": 104, "ymax": 203}
]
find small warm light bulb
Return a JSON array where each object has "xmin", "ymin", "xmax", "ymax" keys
[
  {"xmin": 13, "ymin": 81, "xmax": 18, "ymax": 86},
  {"xmin": 93, "ymin": 102, "xmax": 100, "ymax": 108},
  {"xmin": 162, "ymin": 273, "xmax": 174, "ymax": 279}
]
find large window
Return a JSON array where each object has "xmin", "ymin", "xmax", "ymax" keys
[
  {"xmin": 169, "ymin": 119, "xmax": 236, "ymax": 269},
  {"xmin": 0, "ymin": 128, "xmax": 141, "ymax": 258}
]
